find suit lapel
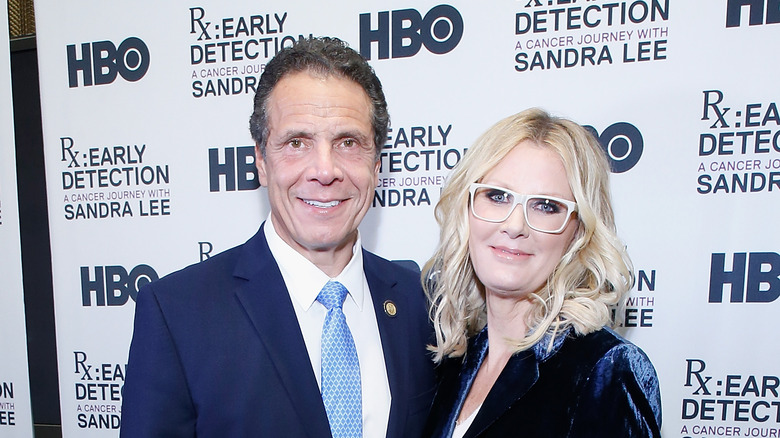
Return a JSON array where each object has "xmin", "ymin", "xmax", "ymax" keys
[
  {"xmin": 232, "ymin": 226, "xmax": 331, "ymax": 438},
  {"xmin": 364, "ymin": 252, "xmax": 411, "ymax": 438},
  {"xmin": 465, "ymin": 345, "xmax": 540, "ymax": 438}
]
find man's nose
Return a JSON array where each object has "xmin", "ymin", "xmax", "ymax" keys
[{"xmin": 307, "ymin": 143, "xmax": 341, "ymax": 185}]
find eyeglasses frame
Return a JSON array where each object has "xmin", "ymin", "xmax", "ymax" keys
[{"xmin": 468, "ymin": 183, "xmax": 578, "ymax": 234}]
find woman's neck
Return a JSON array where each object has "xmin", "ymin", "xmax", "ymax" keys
[{"xmin": 484, "ymin": 292, "xmax": 532, "ymax": 359}]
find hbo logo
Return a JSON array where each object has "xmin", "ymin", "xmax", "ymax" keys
[
  {"xmin": 709, "ymin": 252, "xmax": 780, "ymax": 303},
  {"xmin": 81, "ymin": 264, "xmax": 158, "ymax": 306},
  {"xmin": 726, "ymin": 0, "xmax": 780, "ymax": 27},
  {"xmin": 360, "ymin": 5, "xmax": 464, "ymax": 60},
  {"xmin": 584, "ymin": 122, "xmax": 644, "ymax": 173},
  {"xmin": 67, "ymin": 37, "xmax": 150, "ymax": 88}
]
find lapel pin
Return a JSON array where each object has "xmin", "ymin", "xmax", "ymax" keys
[{"xmin": 383, "ymin": 300, "xmax": 397, "ymax": 317}]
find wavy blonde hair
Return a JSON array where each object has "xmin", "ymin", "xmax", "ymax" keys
[{"xmin": 423, "ymin": 108, "xmax": 634, "ymax": 362}]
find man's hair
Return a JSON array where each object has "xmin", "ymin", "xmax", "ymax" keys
[
  {"xmin": 249, "ymin": 36, "xmax": 388, "ymax": 159},
  {"xmin": 423, "ymin": 108, "xmax": 634, "ymax": 362}
]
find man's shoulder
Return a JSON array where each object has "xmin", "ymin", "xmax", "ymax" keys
[
  {"xmin": 362, "ymin": 250, "xmax": 422, "ymax": 285},
  {"xmin": 144, "ymin": 230, "xmax": 267, "ymax": 299},
  {"xmin": 159, "ymin": 244, "xmax": 243, "ymax": 284}
]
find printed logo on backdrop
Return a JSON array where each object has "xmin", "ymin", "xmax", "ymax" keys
[
  {"xmin": 189, "ymin": 7, "xmax": 312, "ymax": 98},
  {"xmin": 59, "ymin": 137, "xmax": 172, "ymax": 220},
  {"xmin": 0, "ymin": 381, "xmax": 18, "ymax": 427},
  {"xmin": 359, "ymin": 5, "xmax": 464, "ymax": 60},
  {"xmin": 375, "ymin": 123, "xmax": 466, "ymax": 208},
  {"xmin": 679, "ymin": 358, "xmax": 780, "ymax": 438},
  {"xmin": 696, "ymin": 90, "xmax": 780, "ymax": 194},
  {"xmin": 67, "ymin": 37, "xmax": 150, "ymax": 88},
  {"xmin": 708, "ymin": 252, "xmax": 780, "ymax": 303},
  {"xmin": 514, "ymin": 0, "xmax": 670, "ymax": 73},
  {"xmin": 584, "ymin": 121, "xmax": 644, "ymax": 172},
  {"xmin": 726, "ymin": 0, "xmax": 780, "ymax": 27},
  {"xmin": 208, "ymin": 145, "xmax": 259, "ymax": 192},
  {"xmin": 81, "ymin": 264, "xmax": 158, "ymax": 306},
  {"xmin": 612, "ymin": 269, "xmax": 657, "ymax": 329},
  {"xmin": 73, "ymin": 351, "xmax": 124, "ymax": 430}
]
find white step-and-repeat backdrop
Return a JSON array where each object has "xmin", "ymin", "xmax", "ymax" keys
[
  {"xmin": 33, "ymin": 1, "xmax": 780, "ymax": 437},
  {"xmin": 1, "ymin": 4, "xmax": 34, "ymax": 437}
]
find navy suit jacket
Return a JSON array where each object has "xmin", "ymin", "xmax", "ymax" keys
[
  {"xmin": 120, "ymin": 225, "xmax": 436, "ymax": 437},
  {"xmin": 424, "ymin": 327, "xmax": 662, "ymax": 437}
]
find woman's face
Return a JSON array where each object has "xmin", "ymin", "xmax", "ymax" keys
[{"xmin": 468, "ymin": 140, "xmax": 579, "ymax": 302}]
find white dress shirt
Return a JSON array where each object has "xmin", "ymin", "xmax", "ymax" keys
[{"xmin": 264, "ymin": 216, "xmax": 391, "ymax": 437}]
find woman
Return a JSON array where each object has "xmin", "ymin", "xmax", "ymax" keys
[{"xmin": 422, "ymin": 108, "xmax": 661, "ymax": 437}]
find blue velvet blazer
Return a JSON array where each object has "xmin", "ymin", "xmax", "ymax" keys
[{"xmin": 423, "ymin": 327, "xmax": 662, "ymax": 437}]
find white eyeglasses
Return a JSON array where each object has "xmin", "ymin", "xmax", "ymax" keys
[{"xmin": 469, "ymin": 183, "xmax": 578, "ymax": 234}]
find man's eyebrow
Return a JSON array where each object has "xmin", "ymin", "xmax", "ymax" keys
[
  {"xmin": 334, "ymin": 130, "xmax": 371, "ymax": 143},
  {"xmin": 277, "ymin": 129, "xmax": 313, "ymax": 140}
]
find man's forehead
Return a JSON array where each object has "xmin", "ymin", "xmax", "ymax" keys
[{"xmin": 265, "ymin": 73, "xmax": 372, "ymax": 131}]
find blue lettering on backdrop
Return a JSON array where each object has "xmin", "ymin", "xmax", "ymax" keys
[
  {"xmin": 709, "ymin": 252, "xmax": 780, "ymax": 303},
  {"xmin": 726, "ymin": 0, "xmax": 780, "ymax": 27},
  {"xmin": 359, "ymin": 5, "xmax": 463, "ymax": 59},
  {"xmin": 67, "ymin": 37, "xmax": 150, "ymax": 88},
  {"xmin": 80, "ymin": 265, "xmax": 158, "ymax": 306},
  {"xmin": 208, "ymin": 146, "xmax": 259, "ymax": 192},
  {"xmin": 585, "ymin": 122, "xmax": 644, "ymax": 173}
]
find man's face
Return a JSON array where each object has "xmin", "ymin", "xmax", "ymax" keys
[{"xmin": 256, "ymin": 70, "xmax": 379, "ymax": 272}]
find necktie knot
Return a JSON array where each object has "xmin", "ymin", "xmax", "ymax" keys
[{"xmin": 317, "ymin": 281, "xmax": 348, "ymax": 310}]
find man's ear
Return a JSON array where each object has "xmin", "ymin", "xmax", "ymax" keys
[
  {"xmin": 255, "ymin": 143, "xmax": 267, "ymax": 186},
  {"xmin": 372, "ymin": 158, "xmax": 381, "ymax": 186}
]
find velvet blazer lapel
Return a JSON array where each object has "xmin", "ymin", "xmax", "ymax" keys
[
  {"xmin": 426, "ymin": 329, "xmax": 544, "ymax": 438},
  {"xmin": 461, "ymin": 332, "xmax": 541, "ymax": 438},
  {"xmin": 465, "ymin": 350, "xmax": 539, "ymax": 437}
]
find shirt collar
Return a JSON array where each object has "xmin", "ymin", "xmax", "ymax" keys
[{"xmin": 264, "ymin": 214, "xmax": 366, "ymax": 311}]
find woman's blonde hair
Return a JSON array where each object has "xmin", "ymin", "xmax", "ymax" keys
[{"xmin": 422, "ymin": 108, "xmax": 634, "ymax": 362}]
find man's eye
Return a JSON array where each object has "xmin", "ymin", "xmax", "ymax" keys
[
  {"xmin": 343, "ymin": 139, "xmax": 355, "ymax": 147},
  {"xmin": 289, "ymin": 139, "xmax": 302, "ymax": 147}
]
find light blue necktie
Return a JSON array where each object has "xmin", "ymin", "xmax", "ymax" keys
[{"xmin": 317, "ymin": 280, "xmax": 362, "ymax": 438}]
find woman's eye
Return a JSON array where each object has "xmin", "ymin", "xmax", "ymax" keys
[
  {"xmin": 486, "ymin": 190, "xmax": 510, "ymax": 203},
  {"xmin": 532, "ymin": 198, "xmax": 562, "ymax": 214}
]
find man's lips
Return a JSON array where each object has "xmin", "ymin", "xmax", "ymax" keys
[{"xmin": 301, "ymin": 199, "xmax": 342, "ymax": 208}]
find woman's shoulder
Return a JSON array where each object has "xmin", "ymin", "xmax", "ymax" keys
[
  {"xmin": 565, "ymin": 328, "xmax": 663, "ymax": 432},
  {"xmin": 579, "ymin": 327, "xmax": 654, "ymax": 366},
  {"xmin": 542, "ymin": 326, "xmax": 657, "ymax": 382},
  {"xmin": 555, "ymin": 327, "xmax": 661, "ymax": 410}
]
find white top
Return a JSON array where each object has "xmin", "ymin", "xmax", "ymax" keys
[
  {"xmin": 452, "ymin": 403, "xmax": 482, "ymax": 438},
  {"xmin": 264, "ymin": 216, "xmax": 391, "ymax": 437}
]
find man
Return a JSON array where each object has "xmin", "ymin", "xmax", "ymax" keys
[{"xmin": 120, "ymin": 37, "xmax": 435, "ymax": 437}]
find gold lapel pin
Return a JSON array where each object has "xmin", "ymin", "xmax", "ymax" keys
[{"xmin": 383, "ymin": 300, "xmax": 397, "ymax": 317}]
